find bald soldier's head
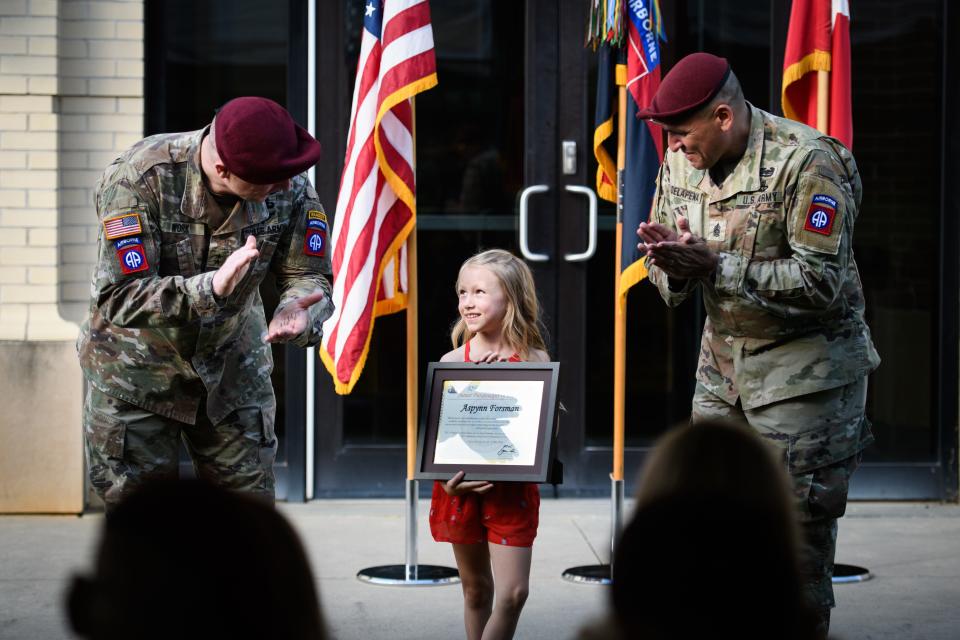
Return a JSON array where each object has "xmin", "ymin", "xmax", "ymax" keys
[{"xmin": 638, "ymin": 53, "xmax": 752, "ymax": 172}]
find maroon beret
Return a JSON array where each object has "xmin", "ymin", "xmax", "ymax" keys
[
  {"xmin": 215, "ymin": 97, "xmax": 322, "ymax": 185},
  {"xmin": 636, "ymin": 52, "xmax": 731, "ymax": 121}
]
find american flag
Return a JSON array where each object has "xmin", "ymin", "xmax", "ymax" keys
[
  {"xmin": 103, "ymin": 213, "xmax": 142, "ymax": 240},
  {"xmin": 320, "ymin": 0, "xmax": 437, "ymax": 394}
]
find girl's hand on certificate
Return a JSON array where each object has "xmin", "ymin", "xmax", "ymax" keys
[{"xmin": 443, "ymin": 470, "xmax": 493, "ymax": 496}]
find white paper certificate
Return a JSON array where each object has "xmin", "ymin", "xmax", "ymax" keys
[{"xmin": 433, "ymin": 379, "xmax": 544, "ymax": 466}]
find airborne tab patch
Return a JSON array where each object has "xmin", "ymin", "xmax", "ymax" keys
[
  {"xmin": 103, "ymin": 213, "xmax": 142, "ymax": 240},
  {"xmin": 803, "ymin": 194, "xmax": 837, "ymax": 236},
  {"xmin": 115, "ymin": 237, "xmax": 149, "ymax": 274}
]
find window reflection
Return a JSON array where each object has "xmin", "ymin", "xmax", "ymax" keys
[
  {"xmin": 148, "ymin": 0, "xmax": 288, "ymax": 133},
  {"xmin": 851, "ymin": 0, "xmax": 941, "ymax": 462}
]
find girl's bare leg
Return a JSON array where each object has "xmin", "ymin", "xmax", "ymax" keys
[
  {"xmin": 453, "ymin": 543, "xmax": 494, "ymax": 640},
  {"xmin": 481, "ymin": 543, "xmax": 532, "ymax": 640}
]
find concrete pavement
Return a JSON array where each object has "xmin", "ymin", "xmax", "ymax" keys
[{"xmin": 0, "ymin": 499, "xmax": 957, "ymax": 639}]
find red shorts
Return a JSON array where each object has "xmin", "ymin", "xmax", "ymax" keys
[{"xmin": 429, "ymin": 481, "xmax": 540, "ymax": 547}]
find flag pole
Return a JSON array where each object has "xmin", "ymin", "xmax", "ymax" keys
[
  {"xmin": 403, "ymin": 96, "xmax": 421, "ymax": 579},
  {"xmin": 816, "ymin": 70, "xmax": 830, "ymax": 133},
  {"xmin": 610, "ymin": 65, "xmax": 628, "ymax": 579},
  {"xmin": 563, "ymin": 58, "xmax": 628, "ymax": 587},
  {"xmin": 357, "ymin": 96, "xmax": 458, "ymax": 587}
]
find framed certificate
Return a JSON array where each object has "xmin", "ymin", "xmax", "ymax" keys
[{"xmin": 414, "ymin": 362, "xmax": 560, "ymax": 483}]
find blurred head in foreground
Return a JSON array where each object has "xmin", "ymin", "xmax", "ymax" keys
[
  {"xmin": 612, "ymin": 421, "xmax": 818, "ymax": 640},
  {"xmin": 67, "ymin": 478, "xmax": 325, "ymax": 640}
]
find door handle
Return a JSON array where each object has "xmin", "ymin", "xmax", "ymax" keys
[
  {"xmin": 563, "ymin": 185, "xmax": 597, "ymax": 262},
  {"xmin": 518, "ymin": 184, "xmax": 549, "ymax": 262}
]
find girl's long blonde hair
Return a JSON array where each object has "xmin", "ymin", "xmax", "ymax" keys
[{"xmin": 450, "ymin": 249, "xmax": 548, "ymax": 359}]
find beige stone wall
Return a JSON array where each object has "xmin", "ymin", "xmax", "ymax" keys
[
  {"xmin": 0, "ymin": 0, "xmax": 143, "ymax": 512},
  {"xmin": 0, "ymin": 341, "xmax": 84, "ymax": 512}
]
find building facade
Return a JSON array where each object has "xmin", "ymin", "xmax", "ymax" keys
[{"xmin": 0, "ymin": 0, "xmax": 955, "ymax": 510}]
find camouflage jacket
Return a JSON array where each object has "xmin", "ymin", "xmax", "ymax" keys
[
  {"xmin": 648, "ymin": 105, "xmax": 880, "ymax": 410},
  {"xmin": 77, "ymin": 128, "xmax": 334, "ymax": 425}
]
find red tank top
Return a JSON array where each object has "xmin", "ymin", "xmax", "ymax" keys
[{"xmin": 464, "ymin": 340, "xmax": 522, "ymax": 363}]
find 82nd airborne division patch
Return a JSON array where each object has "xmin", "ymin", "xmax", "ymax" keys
[
  {"xmin": 114, "ymin": 237, "xmax": 149, "ymax": 274},
  {"xmin": 803, "ymin": 194, "xmax": 837, "ymax": 236},
  {"xmin": 304, "ymin": 210, "xmax": 327, "ymax": 257},
  {"xmin": 304, "ymin": 229, "xmax": 325, "ymax": 257}
]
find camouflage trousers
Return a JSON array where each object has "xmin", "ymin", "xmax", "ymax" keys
[
  {"xmin": 83, "ymin": 386, "xmax": 278, "ymax": 511},
  {"xmin": 692, "ymin": 377, "xmax": 870, "ymax": 628}
]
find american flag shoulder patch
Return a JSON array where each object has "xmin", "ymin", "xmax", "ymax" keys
[{"xmin": 103, "ymin": 212, "xmax": 143, "ymax": 240}]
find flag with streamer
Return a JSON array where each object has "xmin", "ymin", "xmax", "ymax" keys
[
  {"xmin": 320, "ymin": 0, "xmax": 437, "ymax": 394},
  {"xmin": 592, "ymin": 0, "xmax": 665, "ymax": 304}
]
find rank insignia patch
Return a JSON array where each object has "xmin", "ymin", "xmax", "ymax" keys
[
  {"xmin": 708, "ymin": 219, "xmax": 727, "ymax": 241},
  {"xmin": 116, "ymin": 238, "xmax": 149, "ymax": 274},
  {"xmin": 803, "ymin": 194, "xmax": 837, "ymax": 236},
  {"xmin": 304, "ymin": 229, "xmax": 325, "ymax": 257},
  {"xmin": 103, "ymin": 213, "xmax": 142, "ymax": 240}
]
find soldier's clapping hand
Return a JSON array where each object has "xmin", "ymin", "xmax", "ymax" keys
[
  {"xmin": 264, "ymin": 289, "xmax": 326, "ymax": 344},
  {"xmin": 637, "ymin": 219, "xmax": 681, "ymax": 249},
  {"xmin": 641, "ymin": 216, "xmax": 719, "ymax": 280},
  {"xmin": 213, "ymin": 235, "xmax": 259, "ymax": 298}
]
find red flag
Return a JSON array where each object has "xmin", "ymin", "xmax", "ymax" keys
[
  {"xmin": 320, "ymin": 0, "xmax": 437, "ymax": 394},
  {"xmin": 781, "ymin": 0, "xmax": 853, "ymax": 149}
]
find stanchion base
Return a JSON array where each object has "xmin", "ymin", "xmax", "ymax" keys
[
  {"xmin": 832, "ymin": 563, "xmax": 872, "ymax": 584},
  {"xmin": 562, "ymin": 564, "xmax": 611, "ymax": 585},
  {"xmin": 357, "ymin": 564, "xmax": 460, "ymax": 586}
]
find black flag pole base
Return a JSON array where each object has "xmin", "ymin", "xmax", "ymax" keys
[
  {"xmin": 832, "ymin": 563, "xmax": 872, "ymax": 584},
  {"xmin": 561, "ymin": 564, "xmax": 611, "ymax": 585},
  {"xmin": 562, "ymin": 476, "xmax": 623, "ymax": 586},
  {"xmin": 357, "ymin": 564, "xmax": 460, "ymax": 586},
  {"xmin": 356, "ymin": 479, "xmax": 460, "ymax": 587}
]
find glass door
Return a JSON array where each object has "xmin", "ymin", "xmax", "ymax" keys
[
  {"xmin": 312, "ymin": 0, "xmax": 537, "ymax": 496},
  {"xmin": 310, "ymin": 0, "xmax": 697, "ymax": 496}
]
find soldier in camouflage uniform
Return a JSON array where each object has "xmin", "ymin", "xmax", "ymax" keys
[
  {"xmin": 636, "ymin": 54, "xmax": 880, "ymax": 635},
  {"xmin": 77, "ymin": 97, "xmax": 334, "ymax": 509}
]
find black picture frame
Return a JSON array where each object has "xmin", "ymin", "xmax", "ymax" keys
[{"xmin": 414, "ymin": 362, "xmax": 560, "ymax": 483}]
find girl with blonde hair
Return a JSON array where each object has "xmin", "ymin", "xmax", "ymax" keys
[{"xmin": 430, "ymin": 248, "xmax": 548, "ymax": 640}]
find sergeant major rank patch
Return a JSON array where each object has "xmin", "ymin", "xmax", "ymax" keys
[
  {"xmin": 803, "ymin": 194, "xmax": 837, "ymax": 236},
  {"xmin": 103, "ymin": 213, "xmax": 142, "ymax": 240},
  {"xmin": 114, "ymin": 237, "xmax": 149, "ymax": 274},
  {"xmin": 708, "ymin": 219, "xmax": 727, "ymax": 242}
]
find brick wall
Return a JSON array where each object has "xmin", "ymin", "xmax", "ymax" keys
[
  {"xmin": 0, "ymin": 0, "xmax": 143, "ymax": 339},
  {"xmin": 58, "ymin": 0, "xmax": 143, "ymax": 324}
]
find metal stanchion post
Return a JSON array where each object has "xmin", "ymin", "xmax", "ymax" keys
[
  {"xmin": 562, "ymin": 474, "xmax": 622, "ymax": 585},
  {"xmin": 356, "ymin": 479, "xmax": 460, "ymax": 586},
  {"xmin": 610, "ymin": 476, "xmax": 624, "ymax": 581},
  {"xmin": 405, "ymin": 478, "xmax": 418, "ymax": 581}
]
